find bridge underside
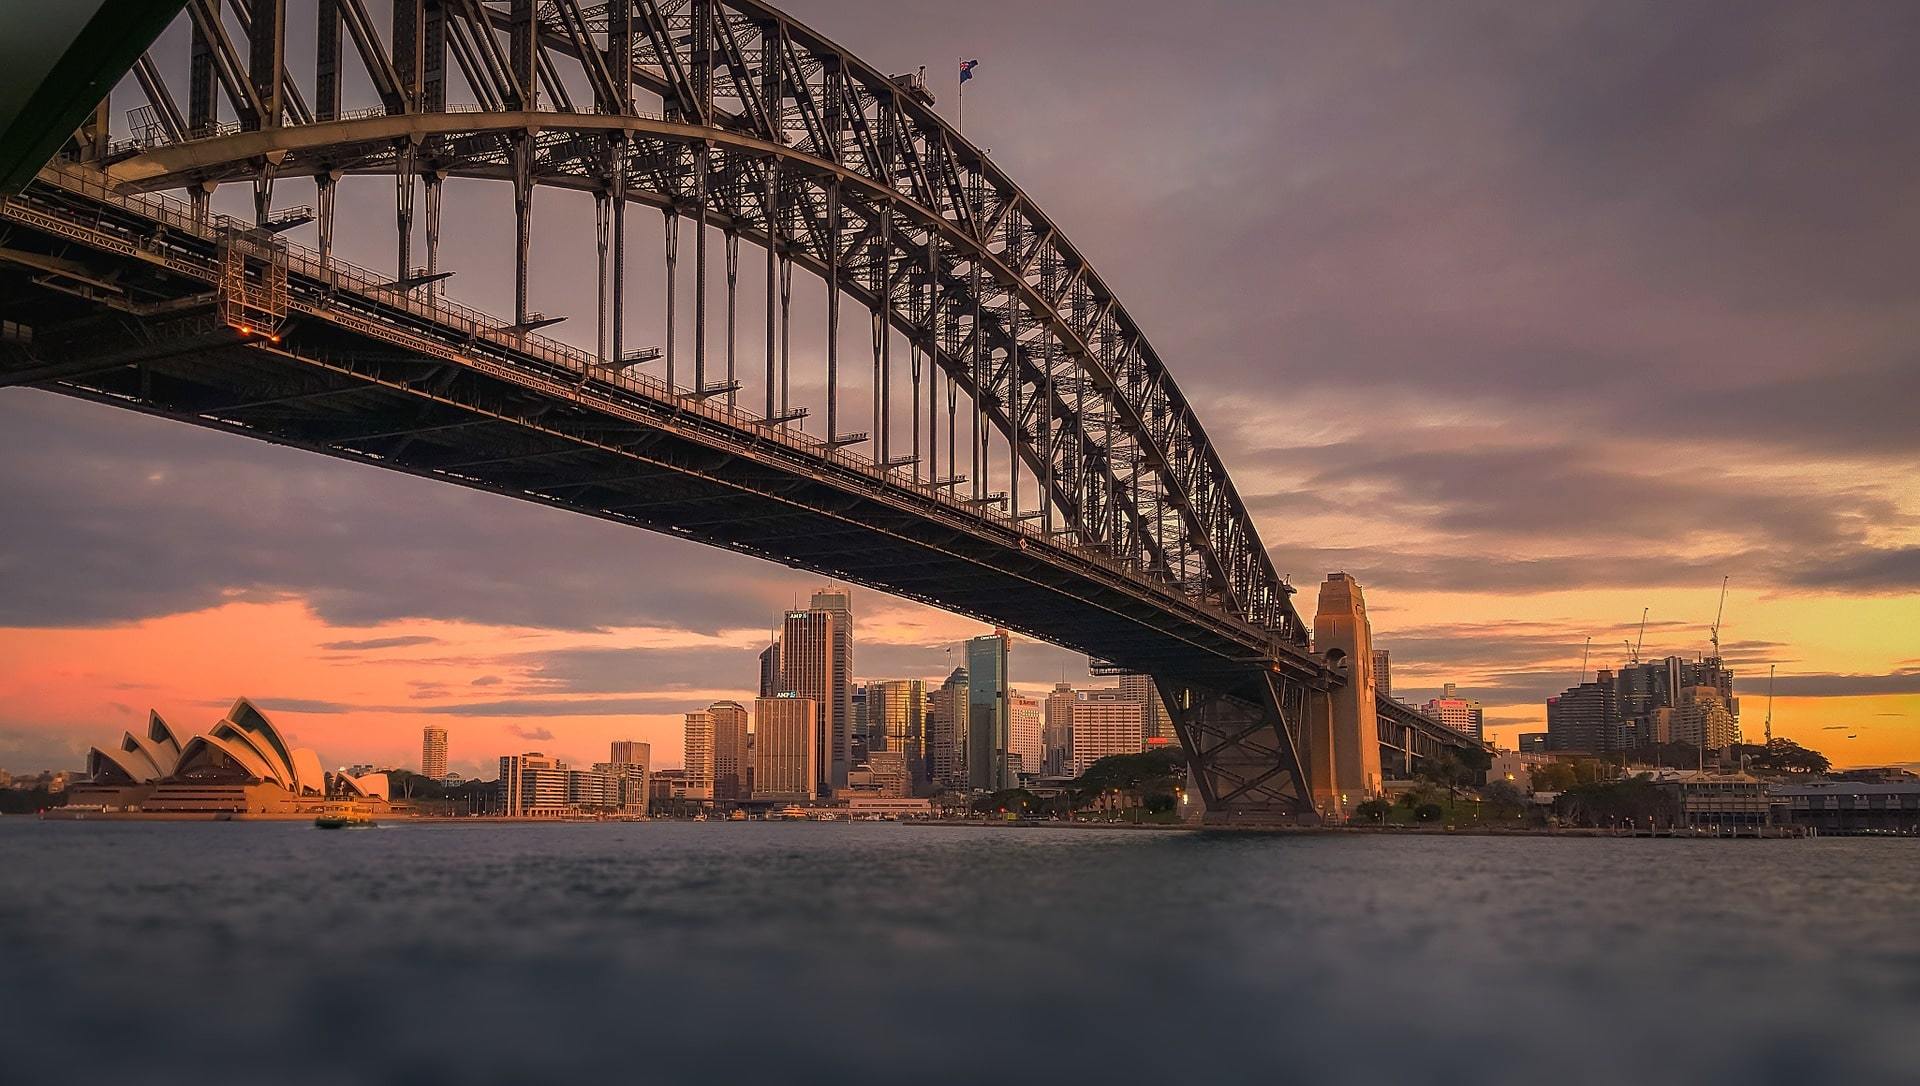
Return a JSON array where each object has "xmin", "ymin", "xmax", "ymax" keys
[{"xmin": 1, "ymin": 172, "xmax": 1320, "ymax": 705}]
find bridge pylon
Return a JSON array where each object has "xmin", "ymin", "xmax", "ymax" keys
[{"xmin": 1303, "ymin": 572, "xmax": 1384, "ymax": 819}]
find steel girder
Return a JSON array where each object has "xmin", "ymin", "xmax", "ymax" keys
[
  {"xmin": 1155, "ymin": 671, "xmax": 1316, "ymax": 821},
  {"xmin": 94, "ymin": 0, "xmax": 1306, "ymax": 646}
]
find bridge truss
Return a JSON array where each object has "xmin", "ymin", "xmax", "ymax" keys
[{"xmin": 0, "ymin": 0, "xmax": 1483, "ymax": 819}]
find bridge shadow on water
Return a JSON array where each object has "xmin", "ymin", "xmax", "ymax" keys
[{"xmin": 0, "ymin": 820, "xmax": 1913, "ymax": 1086}]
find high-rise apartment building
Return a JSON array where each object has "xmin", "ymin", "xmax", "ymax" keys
[
  {"xmin": 1116, "ymin": 673, "xmax": 1174, "ymax": 742},
  {"xmin": 753, "ymin": 694, "xmax": 819, "ymax": 801},
  {"xmin": 1068, "ymin": 691, "xmax": 1147, "ymax": 775},
  {"xmin": 966, "ymin": 631, "xmax": 1012, "ymax": 791},
  {"xmin": 1423, "ymin": 683, "xmax": 1485, "ymax": 741},
  {"xmin": 1673, "ymin": 686, "xmax": 1740, "ymax": 750},
  {"xmin": 683, "ymin": 709, "xmax": 715, "ymax": 800},
  {"xmin": 1547, "ymin": 671, "xmax": 1622, "ymax": 753},
  {"xmin": 867, "ymin": 679, "xmax": 928, "ymax": 792},
  {"xmin": 1043, "ymin": 682, "xmax": 1076, "ymax": 777},
  {"xmin": 421, "ymin": 725, "xmax": 448, "ymax": 779},
  {"xmin": 1008, "ymin": 691, "xmax": 1044, "ymax": 780},
  {"xmin": 1372, "ymin": 650, "xmax": 1392, "ymax": 699},
  {"xmin": 600, "ymin": 740, "xmax": 651, "ymax": 815},
  {"xmin": 929, "ymin": 667, "xmax": 969, "ymax": 791}
]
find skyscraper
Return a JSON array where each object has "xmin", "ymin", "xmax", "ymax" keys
[
  {"xmin": 1043, "ymin": 682, "xmax": 1076, "ymax": 777},
  {"xmin": 753, "ymin": 694, "xmax": 819, "ymax": 801},
  {"xmin": 868, "ymin": 679, "xmax": 928, "ymax": 793},
  {"xmin": 781, "ymin": 607, "xmax": 837, "ymax": 796},
  {"xmin": 850, "ymin": 683, "xmax": 869, "ymax": 765},
  {"xmin": 758, "ymin": 639, "xmax": 781, "ymax": 698},
  {"xmin": 1116, "ymin": 672, "xmax": 1174, "ymax": 742},
  {"xmin": 683, "ymin": 709, "xmax": 715, "ymax": 800},
  {"xmin": 604, "ymin": 740, "xmax": 651, "ymax": 815},
  {"xmin": 966, "ymin": 631, "xmax": 1012, "ymax": 791},
  {"xmin": 1372, "ymin": 649, "xmax": 1392, "ymax": 699},
  {"xmin": 421, "ymin": 725, "xmax": 448, "ymax": 780},
  {"xmin": 811, "ymin": 587, "xmax": 855, "ymax": 788},
  {"xmin": 707, "ymin": 700, "xmax": 750, "ymax": 800},
  {"xmin": 929, "ymin": 666, "xmax": 969, "ymax": 791},
  {"xmin": 1008, "ymin": 691, "xmax": 1044, "ymax": 780},
  {"xmin": 1547, "ymin": 670, "xmax": 1622, "ymax": 753}
]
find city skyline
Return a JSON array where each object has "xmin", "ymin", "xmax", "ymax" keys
[{"xmin": 2, "ymin": 0, "xmax": 1916, "ymax": 775}]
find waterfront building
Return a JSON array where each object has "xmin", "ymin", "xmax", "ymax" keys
[
  {"xmin": 421, "ymin": 726, "xmax": 448, "ymax": 780},
  {"xmin": 1769, "ymin": 780, "xmax": 1920, "ymax": 833},
  {"xmin": 1547, "ymin": 671, "xmax": 1622, "ymax": 753},
  {"xmin": 64, "ymin": 699, "xmax": 387, "ymax": 815},
  {"xmin": 753, "ymin": 694, "xmax": 820, "ymax": 801},
  {"xmin": 1422, "ymin": 683, "xmax": 1484, "ymax": 742},
  {"xmin": 966, "ymin": 630, "xmax": 1012, "ymax": 791},
  {"xmin": 684, "ymin": 709, "xmax": 715, "ymax": 800},
  {"xmin": 1043, "ymin": 683, "xmax": 1076, "ymax": 777},
  {"xmin": 1649, "ymin": 771, "xmax": 1771, "ymax": 829},
  {"xmin": 499, "ymin": 752, "xmax": 570, "ymax": 815},
  {"xmin": 604, "ymin": 740, "xmax": 651, "ymax": 815},
  {"xmin": 684, "ymin": 701, "xmax": 749, "ymax": 802},
  {"xmin": 1372, "ymin": 649, "xmax": 1392, "ymax": 699},
  {"xmin": 1116, "ymin": 672, "xmax": 1174, "ymax": 742},
  {"xmin": 843, "ymin": 751, "xmax": 911, "ymax": 799},
  {"xmin": 867, "ymin": 679, "xmax": 928, "ymax": 792},
  {"xmin": 1069, "ymin": 691, "xmax": 1148, "ymax": 775},
  {"xmin": 1009, "ymin": 691, "xmax": 1044, "ymax": 780},
  {"xmin": 929, "ymin": 667, "xmax": 970, "ymax": 791}
]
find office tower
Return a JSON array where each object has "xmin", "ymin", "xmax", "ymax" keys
[
  {"xmin": 708, "ymin": 700, "xmax": 750, "ymax": 800},
  {"xmin": 1372, "ymin": 650, "xmax": 1392, "ymax": 699},
  {"xmin": 421, "ymin": 725, "xmax": 448, "ymax": 779},
  {"xmin": 868, "ymin": 679, "xmax": 928, "ymax": 792},
  {"xmin": 610, "ymin": 740, "xmax": 651, "ymax": 770},
  {"xmin": 1519, "ymin": 732, "xmax": 1549, "ymax": 753},
  {"xmin": 851, "ymin": 683, "xmax": 869, "ymax": 764},
  {"xmin": 499, "ymin": 752, "xmax": 568, "ymax": 814},
  {"xmin": 929, "ymin": 667, "xmax": 969, "ymax": 791},
  {"xmin": 1008, "ymin": 691, "xmax": 1044, "ymax": 780},
  {"xmin": 966, "ymin": 631, "xmax": 1012, "ymax": 791},
  {"xmin": 753, "ymin": 694, "xmax": 819, "ymax": 801},
  {"xmin": 1068, "ymin": 691, "xmax": 1148, "ymax": 775},
  {"xmin": 1116, "ymin": 672, "xmax": 1174, "ymax": 742},
  {"xmin": 853, "ymin": 751, "xmax": 911, "ymax": 798},
  {"xmin": 1044, "ymin": 682, "xmax": 1076, "ymax": 777},
  {"xmin": 811, "ymin": 587, "xmax": 855, "ymax": 788},
  {"xmin": 1547, "ymin": 670, "xmax": 1621, "ymax": 753},
  {"xmin": 782, "ymin": 591, "xmax": 853, "ymax": 794},
  {"xmin": 758, "ymin": 639, "xmax": 781, "ymax": 698},
  {"xmin": 1422, "ymin": 682, "xmax": 1485, "ymax": 742}
]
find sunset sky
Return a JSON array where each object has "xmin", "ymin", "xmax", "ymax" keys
[{"xmin": 2, "ymin": 0, "xmax": 1915, "ymax": 776}]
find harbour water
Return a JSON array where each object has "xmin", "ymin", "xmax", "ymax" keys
[{"xmin": 1, "ymin": 820, "xmax": 1913, "ymax": 1085}]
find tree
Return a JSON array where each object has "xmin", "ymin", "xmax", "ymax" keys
[
  {"xmin": 1741, "ymin": 738, "xmax": 1831, "ymax": 776},
  {"xmin": 1353, "ymin": 798, "xmax": 1392, "ymax": 824},
  {"xmin": 1481, "ymin": 779, "xmax": 1527, "ymax": 819},
  {"xmin": 1414, "ymin": 802, "xmax": 1444, "ymax": 822}
]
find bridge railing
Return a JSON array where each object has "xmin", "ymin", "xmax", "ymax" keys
[{"xmin": 31, "ymin": 158, "xmax": 1293, "ymax": 657}]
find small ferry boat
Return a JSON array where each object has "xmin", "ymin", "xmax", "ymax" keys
[{"xmin": 314, "ymin": 813, "xmax": 377, "ymax": 829}]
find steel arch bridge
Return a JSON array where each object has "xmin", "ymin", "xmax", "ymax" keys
[{"xmin": 0, "ymin": 0, "xmax": 1481, "ymax": 820}]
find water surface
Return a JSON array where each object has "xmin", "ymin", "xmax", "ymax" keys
[{"xmin": 1, "ymin": 820, "xmax": 1913, "ymax": 1084}]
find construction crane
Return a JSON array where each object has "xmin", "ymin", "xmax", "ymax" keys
[
  {"xmin": 1577, "ymin": 635, "xmax": 1592, "ymax": 685},
  {"xmin": 1708, "ymin": 576, "xmax": 1729, "ymax": 661},
  {"xmin": 1765, "ymin": 664, "xmax": 1776, "ymax": 745},
  {"xmin": 1633, "ymin": 608, "xmax": 1648, "ymax": 665}
]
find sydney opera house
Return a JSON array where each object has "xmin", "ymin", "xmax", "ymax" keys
[{"xmin": 60, "ymin": 698, "xmax": 391, "ymax": 818}]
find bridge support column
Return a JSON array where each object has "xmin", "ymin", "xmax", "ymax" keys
[
  {"xmin": 1155, "ymin": 672, "xmax": 1317, "ymax": 826},
  {"xmin": 1303, "ymin": 572, "xmax": 1383, "ymax": 819}
]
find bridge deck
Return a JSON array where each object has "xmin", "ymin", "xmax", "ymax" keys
[{"xmin": 1, "ymin": 163, "xmax": 1320, "ymax": 687}]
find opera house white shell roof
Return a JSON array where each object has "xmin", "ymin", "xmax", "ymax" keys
[{"xmin": 85, "ymin": 697, "xmax": 388, "ymax": 800}]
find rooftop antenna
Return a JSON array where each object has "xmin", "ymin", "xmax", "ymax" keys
[
  {"xmin": 1709, "ymin": 576, "xmax": 1729, "ymax": 661},
  {"xmin": 1764, "ymin": 664, "xmax": 1775, "ymax": 745},
  {"xmin": 1634, "ymin": 608, "xmax": 1648, "ymax": 664}
]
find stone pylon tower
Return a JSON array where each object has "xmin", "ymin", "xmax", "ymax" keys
[{"xmin": 1308, "ymin": 572, "xmax": 1382, "ymax": 815}]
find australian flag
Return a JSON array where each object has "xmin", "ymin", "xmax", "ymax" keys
[{"xmin": 959, "ymin": 59, "xmax": 979, "ymax": 84}]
